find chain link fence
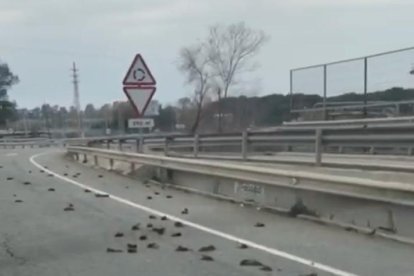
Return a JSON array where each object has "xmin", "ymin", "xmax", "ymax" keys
[{"xmin": 290, "ymin": 46, "xmax": 414, "ymax": 120}]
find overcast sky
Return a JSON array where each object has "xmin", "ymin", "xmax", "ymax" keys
[{"xmin": 1, "ymin": 0, "xmax": 414, "ymax": 109}]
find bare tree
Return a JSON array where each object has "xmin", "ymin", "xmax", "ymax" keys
[
  {"xmin": 207, "ymin": 22, "xmax": 267, "ymax": 98},
  {"xmin": 178, "ymin": 45, "xmax": 211, "ymax": 133},
  {"xmin": 206, "ymin": 22, "xmax": 267, "ymax": 132}
]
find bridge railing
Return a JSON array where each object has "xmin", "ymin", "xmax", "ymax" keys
[
  {"xmin": 4, "ymin": 122, "xmax": 414, "ymax": 166},
  {"xmin": 83, "ymin": 125, "xmax": 414, "ymax": 166}
]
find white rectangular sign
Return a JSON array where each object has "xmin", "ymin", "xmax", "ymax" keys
[{"xmin": 128, "ymin": 118, "xmax": 154, "ymax": 129}]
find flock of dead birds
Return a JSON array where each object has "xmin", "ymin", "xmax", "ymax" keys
[
  {"xmin": 102, "ymin": 206, "xmax": 279, "ymax": 273},
  {"xmin": 3, "ymin": 163, "xmax": 318, "ymax": 276}
]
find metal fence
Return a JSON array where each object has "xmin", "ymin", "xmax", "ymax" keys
[{"xmin": 290, "ymin": 46, "xmax": 414, "ymax": 120}]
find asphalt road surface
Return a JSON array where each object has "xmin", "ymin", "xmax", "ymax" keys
[{"xmin": 1, "ymin": 148, "xmax": 414, "ymax": 276}]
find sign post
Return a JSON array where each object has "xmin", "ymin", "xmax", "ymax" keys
[{"xmin": 122, "ymin": 54, "xmax": 157, "ymax": 117}]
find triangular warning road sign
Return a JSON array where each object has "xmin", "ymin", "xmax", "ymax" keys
[
  {"xmin": 123, "ymin": 86, "xmax": 156, "ymax": 116},
  {"xmin": 123, "ymin": 54, "xmax": 156, "ymax": 86}
]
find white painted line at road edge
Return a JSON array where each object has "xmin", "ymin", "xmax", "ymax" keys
[
  {"xmin": 5, "ymin": 152, "xmax": 18, "ymax": 157},
  {"xmin": 29, "ymin": 151, "xmax": 359, "ymax": 276}
]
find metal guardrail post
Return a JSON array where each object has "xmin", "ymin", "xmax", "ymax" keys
[
  {"xmin": 387, "ymin": 209, "xmax": 396, "ymax": 232},
  {"xmin": 94, "ymin": 155, "xmax": 98, "ymax": 166},
  {"xmin": 135, "ymin": 139, "xmax": 140, "ymax": 153},
  {"xmin": 323, "ymin": 64, "xmax": 327, "ymax": 120},
  {"xmin": 82, "ymin": 154, "xmax": 88, "ymax": 163},
  {"xmin": 106, "ymin": 140, "xmax": 110, "ymax": 149},
  {"xmin": 136, "ymin": 138, "xmax": 144, "ymax": 153},
  {"xmin": 194, "ymin": 134, "xmax": 199, "ymax": 157},
  {"xmin": 315, "ymin": 129, "xmax": 323, "ymax": 166},
  {"xmin": 118, "ymin": 139, "xmax": 122, "ymax": 151},
  {"xmin": 241, "ymin": 131, "xmax": 248, "ymax": 160},
  {"xmin": 164, "ymin": 137, "xmax": 170, "ymax": 156}
]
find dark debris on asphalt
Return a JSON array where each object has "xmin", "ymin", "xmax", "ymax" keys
[
  {"xmin": 107, "ymin": 247, "xmax": 123, "ymax": 253},
  {"xmin": 254, "ymin": 222, "xmax": 265, "ymax": 227},
  {"xmin": 175, "ymin": 245, "xmax": 190, "ymax": 252},
  {"xmin": 95, "ymin": 193, "xmax": 109, "ymax": 198},
  {"xmin": 147, "ymin": 243, "xmax": 159, "ymax": 249},
  {"xmin": 131, "ymin": 223, "xmax": 140, "ymax": 231},
  {"xmin": 174, "ymin": 222, "xmax": 184, "ymax": 228},
  {"xmin": 240, "ymin": 259, "xmax": 263, "ymax": 266},
  {"xmin": 152, "ymin": 227, "xmax": 165, "ymax": 235},
  {"xmin": 63, "ymin": 203, "xmax": 74, "ymax": 212},
  {"xmin": 198, "ymin": 245, "xmax": 216, "ymax": 252},
  {"xmin": 201, "ymin": 255, "xmax": 214, "ymax": 261}
]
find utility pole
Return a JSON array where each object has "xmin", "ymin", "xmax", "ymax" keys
[{"xmin": 71, "ymin": 62, "xmax": 83, "ymax": 137}]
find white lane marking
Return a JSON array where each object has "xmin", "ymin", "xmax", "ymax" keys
[
  {"xmin": 30, "ymin": 152, "xmax": 359, "ymax": 276},
  {"xmin": 5, "ymin": 153, "xmax": 18, "ymax": 157}
]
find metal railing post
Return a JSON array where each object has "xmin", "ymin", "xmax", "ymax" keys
[
  {"xmin": 94, "ymin": 155, "xmax": 98, "ymax": 166},
  {"xmin": 106, "ymin": 140, "xmax": 110, "ymax": 149},
  {"xmin": 118, "ymin": 139, "xmax": 122, "ymax": 151},
  {"xmin": 363, "ymin": 57, "xmax": 368, "ymax": 118},
  {"xmin": 164, "ymin": 137, "xmax": 170, "ymax": 156},
  {"xmin": 241, "ymin": 131, "xmax": 248, "ymax": 160},
  {"xmin": 130, "ymin": 162, "xmax": 136, "ymax": 173},
  {"xmin": 193, "ymin": 134, "xmax": 199, "ymax": 157},
  {"xmin": 323, "ymin": 64, "xmax": 327, "ymax": 120},
  {"xmin": 315, "ymin": 129, "xmax": 323, "ymax": 166},
  {"xmin": 138, "ymin": 138, "xmax": 144, "ymax": 153}
]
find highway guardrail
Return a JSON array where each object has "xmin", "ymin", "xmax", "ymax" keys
[
  {"xmin": 5, "ymin": 123, "xmax": 414, "ymax": 167},
  {"xmin": 67, "ymin": 146, "xmax": 414, "ymax": 207}
]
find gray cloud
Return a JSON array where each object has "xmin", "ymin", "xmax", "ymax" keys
[{"xmin": 0, "ymin": 0, "xmax": 413, "ymax": 108}]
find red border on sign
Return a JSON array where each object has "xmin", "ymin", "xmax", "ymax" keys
[
  {"xmin": 122, "ymin": 54, "xmax": 157, "ymax": 86},
  {"xmin": 123, "ymin": 86, "xmax": 156, "ymax": 117}
]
